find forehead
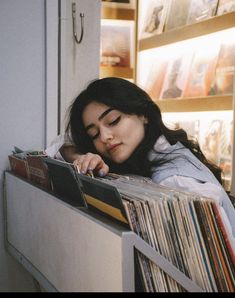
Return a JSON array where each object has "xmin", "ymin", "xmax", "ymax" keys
[{"xmin": 82, "ymin": 101, "xmax": 112, "ymax": 122}]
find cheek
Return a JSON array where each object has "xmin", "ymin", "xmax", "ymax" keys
[
  {"xmin": 93, "ymin": 140, "xmax": 108, "ymax": 158},
  {"xmin": 137, "ymin": 126, "xmax": 145, "ymax": 144},
  {"xmin": 93, "ymin": 140, "xmax": 103, "ymax": 153},
  {"xmin": 128, "ymin": 122, "xmax": 145, "ymax": 145}
]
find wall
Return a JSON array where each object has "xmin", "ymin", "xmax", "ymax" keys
[
  {"xmin": 0, "ymin": 0, "xmax": 46, "ymax": 291},
  {"xmin": 59, "ymin": 0, "xmax": 101, "ymax": 131}
]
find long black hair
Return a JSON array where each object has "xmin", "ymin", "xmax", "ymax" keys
[{"xmin": 66, "ymin": 77, "xmax": 222, "ymax": 183}]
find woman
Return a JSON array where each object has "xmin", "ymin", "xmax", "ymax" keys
[{"xmin": 47, "ymin": 77, "xmax": 235, "ymax": 238}]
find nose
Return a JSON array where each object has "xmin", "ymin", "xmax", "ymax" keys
[{"xmin": 99, "ymin": 127, "xmax": 113, "ymax": 143}]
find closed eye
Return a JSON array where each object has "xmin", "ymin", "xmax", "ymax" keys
[
  {"xmin": 109, "ymin": 116, "xmax": 121, "ymax": 126},
  {"xmin": 90, "ymin": 132, "xmax": 99, "ymax": 140},
  {"xmin": 89, "ymin": 115, "xmax": 121, "ymax": 140}
]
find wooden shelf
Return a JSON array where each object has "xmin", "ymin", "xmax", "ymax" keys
[
  {"xmin": 102, "ymin": 7, "xmax": 135, "ymax": 20},
  {"xmin": 155, "ymin": 95, "xmax": 233, "ymax": 113},
  {"xmin": 100, "ymin": 66, "xmax": 134, "ymax": 79},
  {"xmin": 139, "ymin": 11, "xmax": 235, "ymax": 51}
]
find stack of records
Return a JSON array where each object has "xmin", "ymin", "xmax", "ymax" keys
[{"xmin": 97, "ymin": 174, "xmax": 235, "ymax": 292}]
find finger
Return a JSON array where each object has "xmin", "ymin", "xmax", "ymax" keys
[
  {"xmin": 89, "ymin": 155, "xmax": 109, "ymax": 175},
  {"xmin": 87, "ymin": 154, "xmax": 104, "ymax": 171},
  {"xmin": 80, "ymin": 154, "xmax": 109, "ymax": 177},
  {"xmin": 88, "ymin": 157, "xmax": 109, "ymax": 177},
  {"xmin": 97, "ymin": 163, "xmax": 109, "ymax": 177},
  {"xmin": 79, "ymin": 153, "xmax": 97, "ymax": 174},
  {"xmin": 73, "ymin": 156, "xmax": 85, "ymax": 172}
]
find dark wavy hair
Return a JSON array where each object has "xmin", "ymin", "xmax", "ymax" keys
[{"xmin": 66, "ymin": 77, "xmax": 222, "ymax": 184}]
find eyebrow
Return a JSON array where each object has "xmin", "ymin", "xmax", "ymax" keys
[{"xmin": 85, "ymin": 108, "xmax": 114, "ymax": 131}]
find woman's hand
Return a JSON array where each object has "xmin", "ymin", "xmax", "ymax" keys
[{"xmin": 73, "ymin": 153, "xmax": 109, "ymax": 177}]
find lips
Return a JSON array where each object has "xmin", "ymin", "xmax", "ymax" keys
[{"xmin": 107, "ymin": 143, "xmax": 121, "ymax": 152}]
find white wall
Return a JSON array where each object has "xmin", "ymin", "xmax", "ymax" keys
[
  {"xmin": 60, "ymin": 0, "xmax": 101, "ymax": 131},
  {"xmin": 0, "ymin": 0, "xmax": 46, "ymax": 291}
]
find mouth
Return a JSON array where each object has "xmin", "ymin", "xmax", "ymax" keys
[{"xmin": 107, "ymin": 143, "xmax": 121, "ymax": 153}]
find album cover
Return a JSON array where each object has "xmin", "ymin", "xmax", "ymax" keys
[
  {"xmin": 186, "ymin": 0, "xmax": 218, "ymax": 25},
  {"xmin": 145, "ymin": 56, "xmax": 168, "ymax": 100},
  {"xmin": 164, "ymin": 0, "xmax": 191, "ymax": 31},
  {"xmin": 159, "ymin": 50, "xmax": 194, "ymax": 99},
  {"xmin": 183, "ymin": 44, "xmax": 220, "ymax": 97},
  {"xmin": 216, "ymin": 0, "xmax": 235, "ymax": 15},
  {"xmin": 209, "ymin": 41, "xmax": 235, "ymax": 95},
  {"xmin": 173, "ymin": 120, "xmax": 200, "ymax": 140},
  {"xmin": 138, "ymin": 0, "xmax": 170, "ymax": 39},
  {"xmin": 26, "ymin": 155, "xmax": 51, "ymax": 190},
  {"xmin": 100, "ymin": 20, "xmax": 134, "ymax": 68},
  {"xmin": 199, "ymin": 119, "xmax": 223, "ymax": 165}
]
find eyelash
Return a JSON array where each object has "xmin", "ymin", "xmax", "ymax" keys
[
  {"xmin": 109, "ymin": 116, "xmax": 121, "ymax": 126},
  {"xmin": 91, "ymin": 133, "xmax": 99, "ymax": 140},
  {"xmin": 90, "ymin": 116, "xmax": 121, "ymax": 140}
]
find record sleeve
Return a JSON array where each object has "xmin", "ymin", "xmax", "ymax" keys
[
  {"xmin": 209, "ymin": 40, "xmax": 235, "ymax": 95},
  {"xmin": 183, "ymin": 44, "xmax": 220, "ymax": 97},
  {"xmin": 186, "ymin": 0, "xmax": 218, "ymax": 25},
  {"xmin": 159, "ymin": 50, "xmax": 194, "ymax": 99},
  {"xmin": 216, "ymin": 0, "xmax": 235, "ymax": 15},
  {"xmin": 138, "ymin": 0, "xmax": 170, "ymax": 39},
  {"xmin": 164, "ymin": 0, "xmax": 191, "ymax": 31}
]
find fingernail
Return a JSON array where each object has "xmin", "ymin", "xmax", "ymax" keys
[
  {"xmin": 81, "ymin": 170, "xmax": 86, "ymax": 174},
  {"xmin": 88, "ymin": 167, "xmax": 93, "ymax": 171},
  {"xmin": 99, "ymin": 170, "xmax": 105, "ymax": 177}
]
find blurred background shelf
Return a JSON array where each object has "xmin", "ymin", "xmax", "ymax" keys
[{"xmin": 155, "ymin": 95, "xmax": 233, "ymax": 113}]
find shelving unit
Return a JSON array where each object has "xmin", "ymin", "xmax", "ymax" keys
[
  {"xmin": 102, "ymin": 7, "xmax": 135, "ymax": 20},
  {"xmin": 156, "ymin": 95, "xmax": 233, "ymax": 113},
  {"xmin": 139, "ymin": 11, "xmax": 235, "ymax": 51},
  {"xmin": 137, "ymin": 8, "xmax": 235, "ymax": 110},
  {"xmin": 100, "ymin": 65, "xmax": 134, "ymax": 79}
]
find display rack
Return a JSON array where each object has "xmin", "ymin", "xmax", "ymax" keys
[
  {"xmin": 3, "ymin": 172, "xmax": 203, "ymax": 292},
  {"xmin": 138, "ymin": 10, "xmax": 235, "ymax": 113},
  {"xmin": 139, "ymin": 11, "xmax": 235, "ymax": 51},
  {"xmin": 156, "ymin": 95, "xmax": 232, "ymax": 113}
]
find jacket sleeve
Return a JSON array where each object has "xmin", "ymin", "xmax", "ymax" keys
[{"xmin": 45, "ymin": 133, "xmax": 73, "ymax": 161}]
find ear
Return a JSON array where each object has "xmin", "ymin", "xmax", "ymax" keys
[
  {"xmin": 139, "ymin": 115, "xmax": 148, "ymax": 124},
  {"xmin": 142, "ymin": 116, "xmax": 148, "ymax": 124},
  {"xmin": 144, "ymin": 118, "xmax": 148, "ymax": 124}
]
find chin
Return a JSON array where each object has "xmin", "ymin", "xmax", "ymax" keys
[
  {"xmin": 112, "ymin": 158, "xmax": 125, "ymax": 164},
  {"xmin": 111, "ymin": 154, "xmax": 129, "ymax": 164}
]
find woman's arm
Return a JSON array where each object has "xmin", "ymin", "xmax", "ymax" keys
[
  {"xmin": 60, "ymin": 145, "xmax": 109, "ymax": 177},
  {"xmin": 45, "ymin": 134, "xmax": 109, "ymax": 176},
  {"xmin": 59, "ymin": 144, "xmax": 81, "ymax": 163}
]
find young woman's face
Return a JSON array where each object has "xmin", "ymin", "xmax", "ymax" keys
[{"xmin": 82, "ymin": 101, "xmax": 147, "ymax": 164}]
